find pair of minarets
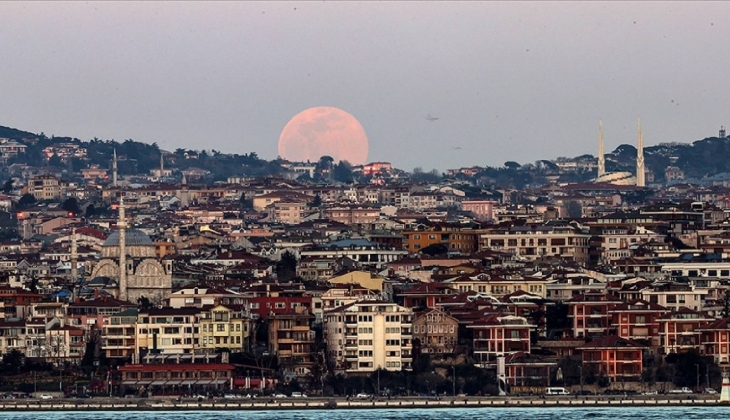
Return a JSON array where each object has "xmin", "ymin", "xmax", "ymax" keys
[{"xmin": 597, "ymin": 119, "xmax": 644, "ymax": 187}]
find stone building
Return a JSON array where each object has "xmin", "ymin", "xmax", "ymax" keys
[{"xmin": 90, "ymin": 198, "xmax": 172, "ymax": 303}]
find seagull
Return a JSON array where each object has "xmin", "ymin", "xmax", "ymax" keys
[
  {"xmin": 426, "ymin": 114, "xmax": 439, "ymax": 122},
  {"xmin": 453, "ymin": 147, "xmax": 462, "ymax": 150}
]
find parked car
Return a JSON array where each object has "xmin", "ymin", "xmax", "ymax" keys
[
  {"xmin": 272, "ymin": 393, "xmax": 287, "ymax": 398},
  {"xmin": 669, "ymin": 387, "xmax": 693, "ymax": 394},
  {"xmin": 223, "ymin": 394, "xmax": 240, "ymax": 399},
  {"xmin": 356, "ymin": 393, "xmax": 370, "ymax": 399},
  {"xmin": 704, "ymin": 388, "xmax": 718, "ymax": 394},
  {"xmin": 39, "ymin": 394, "xmax": 53, "ymax": 400},
  {"xmin": 291, "ymin": 392, "xmax": 307, "ymax": 398},
  {"xmin": 642, "ymin": 390, "xmax": 658, "ymax": 395}
]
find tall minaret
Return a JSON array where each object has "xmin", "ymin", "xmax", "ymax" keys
[
  {"xmin": 160, "ymin": 153, "xmax": 164, "ymax": 174},
  {"xmin": 70, "ymin": 227, "xmax": 78, "ymax": 281},
  {"xmin": 112, "ymin": 148, "xmax": 118, "ymax": 187},
  {"xmin": 597, "ymin": 120, "xmax": 606, "ymax": 178},
  {"xmin": 636, "ymin": 118, "xmax": 645, "ymax": 187},
  {"xmin": 118, "ymin": 196, "xmax": 127, "ymax": 301}
]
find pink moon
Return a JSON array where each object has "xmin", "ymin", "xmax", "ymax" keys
[{"xmin": 278, "ymin": 106, "xmax": 369, "ymax": 165}]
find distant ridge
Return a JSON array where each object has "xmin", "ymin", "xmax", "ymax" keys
[{"xmin": 0, "ymin": 125, "xmax": 38, "ymax": 140}]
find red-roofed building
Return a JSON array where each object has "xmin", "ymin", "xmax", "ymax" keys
[
  {"xmin": 396, "ymin": 282, "xmax": 453, "ymax": 309},
  {"xmin": 578, "ymin": 335, "xmax": 647, "ymax": 381},
  {"xmin": 566, "ymin": 290, "xmax": 622, "ymax": 340},
  {"xmin": 658, "ymin": 308, "xmax": 713, "ymax": 356},
  {"xmin": 699, "ymin": 317, "xmax": 730, "ymax": 364},
  {"xmin": 607, "ymin": 299, "xmax": 668, "ymax": 347},
  {"xmin": 467, "ymin": 314, "xmax": 534, "ymax": 363}
]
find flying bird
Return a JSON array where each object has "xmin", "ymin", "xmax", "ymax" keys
[
  {"xmin": 453, "ymin": 147, "xmax": 462, "ymax": 150},
  {"xmin": 426, "ymin": 114, "xmax": 439, "ymax": 122}
]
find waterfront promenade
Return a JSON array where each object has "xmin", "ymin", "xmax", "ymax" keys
[{"xmin": 0, "ymin": 395, "xmax": 722, "ymax": 411}]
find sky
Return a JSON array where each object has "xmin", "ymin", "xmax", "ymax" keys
[{"xmin": 1, "ymin": 2, "xmax": 730, "ymax": 171}]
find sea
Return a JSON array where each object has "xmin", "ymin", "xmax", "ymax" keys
[{"xmin": 0, "ymin": 408, "xmax": 725, "ymax": 420}]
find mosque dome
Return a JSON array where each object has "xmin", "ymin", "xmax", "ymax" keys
[{"xmin": 103, "ymin": 229, "xmax": 155, "ymax": 247}]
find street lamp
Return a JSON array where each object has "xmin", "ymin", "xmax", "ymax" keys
[
  {"xmin": 377, "ymin": 366, "xmax": 381, "ymax": 396},
  {"xmin": 451, "ymin": 366, "xmax": 456, "ymax": 397},
  {"xmin": 579, "ymin": 365, "xmax": 584, "ymax": 395},
  {"xmin": 696, "ymin": 364, "xmax": 700, "ymax": 391}
]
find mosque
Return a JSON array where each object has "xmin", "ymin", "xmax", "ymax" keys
[
  {"xmin": 89, "ymin": 197, "xmax": 172, "ymax": 303},
  {"xmin": 594, "ymin": 119, "xmax": 645, "ymax": 187}
]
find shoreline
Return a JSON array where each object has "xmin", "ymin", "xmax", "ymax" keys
[{"xmin": 0, "ymin": 396, "xmax": 724, "ymax": 411}]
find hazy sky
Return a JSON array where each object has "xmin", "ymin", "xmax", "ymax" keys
[{"xmin": 1, "ymin": 2, "xmax": 729, "ymax": 171}]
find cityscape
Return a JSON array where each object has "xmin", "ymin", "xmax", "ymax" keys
[
  {"xmin": 0, "ymin": 118, "xmax": 729, "ymax": 405},
  {"xmin": 2, "ymin": 1, "xmax": 730, "ymax": 416}
]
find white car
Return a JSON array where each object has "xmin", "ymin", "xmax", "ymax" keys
[
  {"xmin": 223, "ymin": 394, "xmax": 240, "ymax": 399},
  {"xmin": 291, "ymin": 392, "xmax": 307, "ymax": 398},
  {"xmin": 704, "ymin": 388, "xmax": 718, "ymax": 394},
  {"xmin": 669, "ymin": 387, "xmax": 693, "ymax": 394},
  {"xmin": 272, "ymin": 393, "xmax": 287, "ymax": 398},
  {"xmin": 356, "ymin": 393, "xmax": 370, "ymax": 399},
  {"xmin": 39, "ymin": 394, "xmax": 53, "ymax": 400}
]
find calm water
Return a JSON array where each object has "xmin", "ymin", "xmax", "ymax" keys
[{"xmin": 0, "ymin": 408, "xmax": 727, "ymax": 420}]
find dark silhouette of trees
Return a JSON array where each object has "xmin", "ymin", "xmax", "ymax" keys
[{"xmin": 17, "ymin": 193, "xmax": 36, "ymax": 209}]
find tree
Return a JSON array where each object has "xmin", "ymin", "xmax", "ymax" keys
[
  {"xmin": 504, "ymin": 161, "xmax": 521, "ymax": 170},
  {"xmin": 62, "ymin": 197, "xmax": 81, "ymax": 215},
  {"xmin": 411, "ymin": 167, "xmax": 442, "ymax": 183},
  {"xmin": 310, "ymin": 194, "xmax": 322, "ymax": 208},
  {"xmin": 565, "ymin": 201, "xmax": 582, "ymax": 219},
  {"xmin": 333, "ymin": 161, "xmax": 354, "ymax": 183},
  {"xmin": 1, "ymin": 178, "xmax": 13, "ymax": 194},
  {"xmin": 276, "ymin": 251, "xmax": 298, "ymax": 282},
  {"xmin": 17, "ymin": 193, "xmax": 36, "ymax": 209},
  {"xmin": 419, "ymin": 243, "xmax": 449, "ymax": 256},
  {"xmin": 48, "ymin": 154, "xmax": 62, "ymax": 167},
  {"xmin": 137, "ymin": 296, "xmax": 155, "ymax": 310},
  {"xmin": 85, "ymin": 203, "xmax": 96, "ymax": 218}
]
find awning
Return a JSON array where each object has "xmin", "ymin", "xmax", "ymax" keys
[
  {"xmin": 150, "ymin": 381, "xmax": 166, "ymax": 386},
  {"xmin": 121, "ymin": 381, "xmax": 139, "ymax": 386},
  {"xmin": 209, "ymin": 379, "xmax": 228, "ymax": 385},
  {"xmin": 179, "ymin": 380, "xmax": 196, "ymax": 386}
]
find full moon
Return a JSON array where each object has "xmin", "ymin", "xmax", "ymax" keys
[{"xmin": 278, "ymin": 106, "xmax": 369, "ymax": 165}]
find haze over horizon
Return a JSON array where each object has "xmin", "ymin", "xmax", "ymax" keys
[{"xmin": 1, "ymin": 2, "xmax": 729, "ymax": 171}]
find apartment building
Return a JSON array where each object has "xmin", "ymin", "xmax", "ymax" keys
[
  {"xmin": 199, "ymin": 304, "xmax": 249, "ymax": 353},
  {"xmin": 658, "ymin": 308, "xmax": 713, "ymax": 356},
  {"xmin": 102, "ymin": 309, "xmax": 138, "ymax": 359},
  {"xmin": 268, "ymin": 306, "xmax": 315, "ymax": 377},
  {"xmin": 565, "ymin": 290, "xmax": 622, "ymax": 339},
  {"xmin": 412, "ymin": 307, "xmax": 458, "ymax": 354},
  {"xmin": 479, "ymin": 224, "xmax": 590, "ymax": 262},
  {"xmin": 468, "ymin": 314, "xmax": 534, "ymax": 363},
  {"xmin": 135, "ymin": 308, "xmax": 200, "ymax": 355},
  {"xmin": 325, "ymin": 301, "xmax": 414, "ymax": 374}
]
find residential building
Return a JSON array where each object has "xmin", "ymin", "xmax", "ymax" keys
[
  {"xmin": 268, "ymin": 305, "xmax": 315, "ymax": 377},
  {"xmin": 658, "ymin": 308, "xmax": 713, "ymax": 356},
  {"xmin": 578, "ymin": 335, "xmax": 647, "ymax": 381},
  {"xmin": 468, "ymin": 314, "xmax": 533, "ymax": 363},
  {"xmin": 199, "ymin": 304, "xmax": 249, "ymax": 353},
  {"xmin": 412, "ymin": 307, "xmax": 458, "ymax": 354},
  {"xmin": 325, "ymin": 301, "xmax": 414, "ymax": 374}
]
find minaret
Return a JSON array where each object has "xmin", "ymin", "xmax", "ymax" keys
[
  {"xmin": 118, "ymin": 196, "xmax": 127, "ymax": 301},
  {"xmin": 70, "ymin": 227, "xmax": 78, "ymax": 281},
  {"xmin": 70, "ymin": 227, "xmax": 78, "ymax": 301},
  {"xmin": 160, "ymin": 153, "xmax": 164, "ymax": 175},
  {"xmin": 597, "ymin": 120, "xmax": 606, "ymax": 178},
  {"xmin": 636, "ymin": 118, "xmax": 645, "ymax": 187},
  {"xmin": 112, "ymin": 148, "xmax": 118, "ymax": 187}
]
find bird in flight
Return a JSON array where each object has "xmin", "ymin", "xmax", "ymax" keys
[{"xmin": 426, "ymin": 114, "xmax": 439, "ymax": 122}]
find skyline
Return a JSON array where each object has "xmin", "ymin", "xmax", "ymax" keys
[{"xmin": 1, "ymin": 2, "xmax": 730, "ymax": 170}]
